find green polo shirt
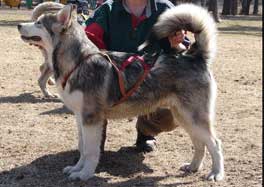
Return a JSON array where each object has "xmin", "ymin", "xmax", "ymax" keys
[{"xmin": 85, "ymin": 0, "xmax": 174, "ymax": 53}]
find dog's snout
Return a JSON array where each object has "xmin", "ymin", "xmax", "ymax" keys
[{"xmin": 17, "ymin": 24, "xmax": 22, "ymax": 30}]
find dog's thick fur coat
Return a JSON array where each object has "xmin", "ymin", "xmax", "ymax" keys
[{"xmin": 18, "ymin": 3, "xmax": 224, "ymax": 182}]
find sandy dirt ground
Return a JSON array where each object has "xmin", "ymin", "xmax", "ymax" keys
[{"xmin": 0, "ymin": 6, "xmax": 262, "ymax": 187}]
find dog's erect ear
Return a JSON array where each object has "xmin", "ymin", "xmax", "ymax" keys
[
  {"xmin": 57, "ymin": 4, "xmax": 73, "ymax": 27},
  {"xmin": 71, "ymin": 4, "xmax": 78, "ymax": 21}
]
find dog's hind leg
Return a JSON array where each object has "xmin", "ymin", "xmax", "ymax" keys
[
  {"xmin": 180, "ymin": 135, "xmax": 205, "ymax": 172},
  {"xmin": 38, "ymin": 62, "xmax": 55, "ymax": 98},
  {"xmin": 171, "ymin": 107, "xmax": 205, "ymax": 172},
  {"xmin": 66, "ymin": 116, "xmax": 104, "ymax": 181},
  {"xmin": 182, "ymin": 118, "xmax": 224, "ymax": 181},
  {"xmin": 171, "ymin": 104, "xmax": 224, "ymax": 181},
  {"xmin": 199, "ymin": 126, "xmax": 224, "ymax": 181}
]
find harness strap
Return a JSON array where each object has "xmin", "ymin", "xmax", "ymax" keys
[
  {"xmin": 61, "ymin": 53, "xmax": 98, "ymax": 90},
  {"xmin": 113, "ymin": 65, "xmax": 151, "ymax": 106},
  {"xmin": 101, "ymin": 53, "xmax": 127, "ymax": 97},
  {"xmin": 62, "ymin": 63, "xmax": 80, "ymax": 90},
  {"xmin": 101, "ymin": 53, "xmax": 152, "ymax": 106},
  {"xmin": 112, "ymin": 55, "xmax": 152, "ymax": 106},
  {"xmin": 120, "ymin": 55, "xmax": 145, "ymax": 70}
]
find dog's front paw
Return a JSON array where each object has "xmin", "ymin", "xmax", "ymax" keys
[
  {"xmin": 63, "ymin": 164, "xmax": 83, "ymax": 175},
  {"xmin": 63, "ymin": 166, "xmax": 74, "ymax": 175},
  {"xmin": 180, "ymin": 163, "xmax": 200, "ymax": 173},
  {"xmin": 51, "ymin": 93, "xmax": 60, "ymax": 98},
  {"xmin": 43, "ymin": 91, "xmax": 55, "ymax": 98},
  {"xmin": 45, "ymin": 92, "xmax": 59, "ymax": 98},
  {"xmin": 206, "ymin": 170, "xmax": 224, "ymax": 181},
  {"xmin": 68, "ymin": 171, "xmax": 94, "ymax": 181}
]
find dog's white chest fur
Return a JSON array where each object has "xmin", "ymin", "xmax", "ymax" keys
[{"xmin": 57, "ymin": 84, "xmax": 83, "ymax": 114}]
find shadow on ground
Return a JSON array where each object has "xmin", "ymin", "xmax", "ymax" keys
[
  {"xmin": 40, "ymin": 105, "xmax": 73, "ymax": 115},
  {"xmin": 0, "ymin": 20, "xmax": 31, "ymax": 27},
  {"xmin": 0, "ymin": 147, "xmax": 193, "ymax": 187},
  {"xmin": 0, "ymin": 92, "xmax": 61, "ymax": 104},
  {"xmin": 218, "ymin": 15, "xmax": 262, "ymax": 36},
  {"xmin": 218, "ymin": 25, "xmax": 262, "ymax": 36},
  {"xmin": 221, "ymin": 15, "xmax": 262, "ymax": 21}
]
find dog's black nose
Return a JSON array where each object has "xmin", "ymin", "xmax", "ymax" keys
[{"xmin": 17, "ymin": 24, "xmax": 22, "ymax": 30}]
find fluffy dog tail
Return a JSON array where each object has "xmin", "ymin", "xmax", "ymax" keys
[
  {"xmin": 31, "ymin": 2, "xmax": 64, "ymax": 21},
  {"xmin": 139, "ymin": 4, "xmax": 217, "ymax": 63}
]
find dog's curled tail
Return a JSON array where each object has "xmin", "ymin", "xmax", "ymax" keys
[
  {"xmin": 140, "ymin": 4, "xmax": 217, "ymax": 63},
  {"xmin": 31, "ymin": 2, "xmax": 64, "ymax": 21}
]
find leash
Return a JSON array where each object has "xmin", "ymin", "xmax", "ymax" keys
[{"xmin": 61, "ymin": 52, "xmax": 152, "ymax": 106}]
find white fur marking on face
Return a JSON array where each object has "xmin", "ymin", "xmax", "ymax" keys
[{"xmin": 19, "ymin": 22, "xmax": 52, "ymax": 50}]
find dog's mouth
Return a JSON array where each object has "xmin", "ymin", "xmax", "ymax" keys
[
  {"xmin": 21, "ymin": 35, "xmax": 43, "ymax": 49},
  {"xmin": 21, "ymin": 35, "xmax": 42, "ymax": 42}
]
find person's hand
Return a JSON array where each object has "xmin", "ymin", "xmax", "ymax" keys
[{"xmin": 168, "ymin": 30, "xmax": 186, "ymax": 49}]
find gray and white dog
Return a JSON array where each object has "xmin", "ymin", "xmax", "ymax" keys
[{"xmin": 18, "ymin": 3, "xmax": 224, "ymax": 182}]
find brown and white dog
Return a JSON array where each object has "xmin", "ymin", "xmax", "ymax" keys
[{"xmin": 18, "ymin": 3, "xmax": 224, "ymax": 182}]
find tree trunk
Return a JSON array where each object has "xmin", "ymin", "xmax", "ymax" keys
[
  {"xmin": 222, "ymin": 0, "xmax": 231, "ymax": 15},
  {"xmin": 241, "ymin": 0, "xmax": 252, "ymax": 15},
  {"xmin": 241, "ymin": 0, "xmax": 247, "ymax": 14},
  {"xmin": 231, "ymin": 0, "xmax": 238, "ymax": 15},
  {"xmin": 222, "ymin": 0, "xmax": 238, "ymax": 15},
  {"xmin": 200, "ymin": 0, "xmax": 206, "ymax": 6},
  {"xmin": 253, "ymin": 0, "xmax": 259, "ymax": 14},
  {"xmin": 191, "ymin": 0, "xmax": 200, "ymax": 4},
  {"xmin": 208, "ymin": 0, "xmax": 220, "ymax": 22},
  {"xmin": 246, "ymin": 0, "xmax": 252, "ymax": 14}
]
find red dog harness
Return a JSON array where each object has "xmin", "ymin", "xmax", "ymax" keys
[
  {"xmin": 62, "ymin": 52, "xmax": 152, "ymax": 106},
  {"xmin": 110, "ymin": 54, "xmax": 152, "ymax": 106}
]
